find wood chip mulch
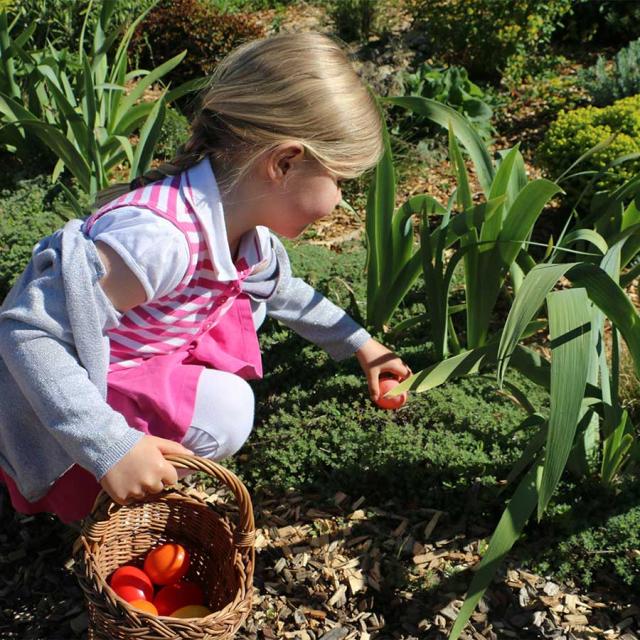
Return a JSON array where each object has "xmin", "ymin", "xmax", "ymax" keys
[{"xmin": 3, "ymin": 482, "xmax": 636, "ymax": 640}]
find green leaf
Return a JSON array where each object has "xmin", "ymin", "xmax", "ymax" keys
[
  {"xmin": 17, "ymin": 120, "xmax": 91, "ymax": 191},
  {"xmin": 114, "ymin": 51, "xmax": 187, "ymax": 132},
  {"xmin": 497, "ymin": 263, "xmax": 575, "ymax": 386},
  {"xmin": 448, "ymin": 123, "xmax": 472, "ymax": 211},
  {"xmin": 498, "ymin": 179, "xmax": 563, "ymax": 267},
  {"xmin": 538, "ymin": 288, "xmax": 592, "ymax": 519},
  {"xmin": 385, "ymin": 96, "xmax": 494, "ymax": 195},
  {"xmin": 449, "ymin": 463, "xmax": 540, "ymax": 640},
  {"xmin": 131, "ymin": 96, "xmax": 166, "ymax": 177}
]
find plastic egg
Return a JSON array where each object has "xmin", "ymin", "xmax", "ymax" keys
[
  {"xmin": 109, "ymin": 565, "xmax": 154, "ymax": 602},
  {"xmin": 375, "ymin": 376, "xmax": 408, "ymax": 410},
  {"xmin": 170, "ymin": 605, "xmax": 213, "ymax": 619},
  {"xmin": 144, "ymin": 543, "xmax": 190, "ymax": 585},
  {"xmin": 129, "ymin": 599, "xmax": 159, "ymax": 615},
  {"xmin": 154, "ymin": 580, "xmax": 204, "ymax": 616}
]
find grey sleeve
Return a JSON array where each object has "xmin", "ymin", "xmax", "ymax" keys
[
  {"xmin": 0, "ymin": 228, "xmax": 144, "ymax": 481},
  {"xmin": 266, "ymin": 277, "xmax": 371, "ymax": 361},
  {"xmin": 0, "ymin": 319, "xmax": 143, "ymax": 480},
  {"xmin": 245, "ymin": 234, "xmax": 371, "ymax": 361}
]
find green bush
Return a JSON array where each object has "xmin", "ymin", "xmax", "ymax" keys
[
  {"xmin": 537, "ymin": 94, "xmax": 640, "ymax": 198},
  {"xmin": 156, "ymin": 107, "xmax": 191, "ymax": 161},
  {"xmin": 6, "ymin": 0, "xmax": 157, "ymax": 51},
  {"xmin": 227, "ymin": 241, "xmax": 550, "ymax": 516},
  {"xmin": 0, "ymin": 177, "xmax": 70, "ymax": 301},
  {"xmin": 528, "ymin": 480, "xmax": 640, "ymax": 591},
  {"xmin": 129, "ymin": 0, "xmax": 265, "ymax": 85},
  {"xmin": 329, "ymin": 0, "xmax": 379, "ymax": 43},
  {"xmin": 580, "ymin": 38, "xmax": 640, "ymax": 107},
  {"xmin": 392, "ymin": 63, "xmax": 494, "ymax": 143},
  {"xmin": 554, "ymin": 0, "xmax": 640, "ymax": 48},
  {"xmin": 406, "ymin": 0, "xmax": 572, "ymax": 83}
]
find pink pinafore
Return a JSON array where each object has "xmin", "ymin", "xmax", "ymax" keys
[{"xmin": 1, "ymin": 167, "xmax": 263, "ymax": 522}]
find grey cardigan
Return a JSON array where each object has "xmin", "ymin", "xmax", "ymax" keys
[{"xmin": 0, "ymin": 219, "xmax": 370, "ymax": 501}]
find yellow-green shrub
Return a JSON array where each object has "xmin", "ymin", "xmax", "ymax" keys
[
  {"xmin": 538, "ymin": 94, "xmax": 640, "ymax": 197},
  {"xmin": 406, "ymin": 0, "xmax": 572, "ymax": 82}
]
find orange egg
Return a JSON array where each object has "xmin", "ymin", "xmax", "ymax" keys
[
  {"xmin": 170, "ymin": 605, "xmax": 213, "ymax": 619},
  {"xmin": 375, "ymin": 376, "xmax": 408, "ymax": 410},
  {"xmin": 109, "ymin": 565, "xmax": 154, "ymax": 602},
  {"xmin": 154, "ymin": 580, "xmax": 204, "ymax": 616},
  {"xmin": 129, "ymin": 599, "xmax": 159, "ymax": 615},
  {"xmin": 144, "ymin": 543, "xmax": 190, "ymax": 585}
]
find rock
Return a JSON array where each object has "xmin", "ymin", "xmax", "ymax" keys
[{"xmin": 318, "ymin": 627, "xmax": 348, "ymax": 640}]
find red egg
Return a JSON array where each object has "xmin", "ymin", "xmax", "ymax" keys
[
  {"xmin": 144, "ymin": 543, "xmax": 190, "ymax": 585},
  {"xmin": 375, "ymin": 376, "xmax": 408, "ymax": 410},
  {"xmin": 154, "ymin": 581, "xmax": 204, "ymax": 616},
  {"xmin": 109, "ymin": 565, "xmax": 154, "ymax": 602}
]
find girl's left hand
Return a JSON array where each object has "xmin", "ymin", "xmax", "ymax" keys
[{"xmin": 355, "ymin": 337, "xmax": 412, "ymax": 403}]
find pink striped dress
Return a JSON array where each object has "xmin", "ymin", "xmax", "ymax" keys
[{"xmin": 5, "ymin": 161, "xmax": 264, "ymax": 521}]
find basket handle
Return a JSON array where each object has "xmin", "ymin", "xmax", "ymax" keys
[{"xmin": 163, "ymin": 453, "xmax": 256, "ymax": 548}]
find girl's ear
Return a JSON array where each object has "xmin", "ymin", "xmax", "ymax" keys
[{"xmin": 267, "ymin": 142, "xmax": 305, "ymax": 182}]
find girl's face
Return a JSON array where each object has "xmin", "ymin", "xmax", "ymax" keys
[
  {"xmin": 241, "ymin": 143, "xmax": 344, "ymax": 239},
  {"xmin": 269, "ymin": 160, "xmax": 343, "ymax": 238}
]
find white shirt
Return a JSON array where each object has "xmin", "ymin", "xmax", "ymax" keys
[{"xmin": 87, "ymin": 159, "xmax": 272, "ymax": 302}]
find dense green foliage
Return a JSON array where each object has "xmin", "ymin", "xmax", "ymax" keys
[
  {"xmin": 235, "ymin": 241, "xmax": 549, "ymax": 515},
  {"xmin": 129, "ymin": 0, "xmax": 265, "ymax": 85},
  {"xmin": 538, "ymin": 94, "xmax": 640, "ymax": 197},
  {"xmin": 392, "ymin": 63, "xmax": 493, "ymax": 142},
  {"xmin": 4, "ymin": 0, "xmax": 157, "ymax": 51},
  {"xmin": 156, "ymin": 107, "xmax": 191, "ymax": 160},
  {"xmin": 406, "ymin": 0, "xmax": 572, "ymax": 82},
  {"xmin": 554, "ymin": 0, "xmax": 640, "ymax": 48},
  {"xmin": 531, "ymin": 481, "xmax": 640, "ymax": 591},
  {"xmin": 0, "ymin": 178, "xmax": 68, "ymax": 300},
  {"xmin": 329, "ymin": 0, "xmax": 379, "ymax": 43},
  {"xmin": 580, "ymin": 38, "xmax": 640, "ymax": 107}
]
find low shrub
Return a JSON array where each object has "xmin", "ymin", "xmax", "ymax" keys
[
  {"xmin": 405, "ymin": 0, "xmax": 572, "ymax": 83},
  {"xmin": 537, "ymin": 94, "xmax": 640, "ymax": 200},
  {"xmin": 553, "ymin": 0, "xmax": 640, "ymax": 48},
  {"xmin": 580, "ymin": 38, "xmax": 640, "ymax": 107},
  {"xmin": 392, "ymin": 62, "xmax": 494, "ymax": 143},
  {"xmin": 329, "ymin": 0, "xmax": 379, "ymax": 43},
  {"xmin": 527, "ymin": 479, "xmax": 640, "ymax": 592},
  {"xmin": 129, "ymin": 0, "xmax": 265, "ymax": 85},
  {"xmin": 226, "ymin": 241, "xmax": 550, "ymax": 518},
  {"xmin": 155, "ymin": 107, "xmax": 191, "ymax": 161},
  {"xmin": 0, "ymin": 177, "xmax": 73, "ymax": 301},
  {"xmin": 6, "ymin": 0, "xmax": 157, "ymax": 52}
]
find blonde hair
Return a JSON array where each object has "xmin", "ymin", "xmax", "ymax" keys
[{"xmin": 95, "ymin": 32, "xmax": 383, "ymax": 209}]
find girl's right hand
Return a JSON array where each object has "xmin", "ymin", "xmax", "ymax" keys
[{"xmin": 99, "ymin": 435, "xmax": 192, "ymax": 505}]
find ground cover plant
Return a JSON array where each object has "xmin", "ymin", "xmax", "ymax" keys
[{"xmin": 0, "ymin": 1, "xmax": 639, "ymax": 638}]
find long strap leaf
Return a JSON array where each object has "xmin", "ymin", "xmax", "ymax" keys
[
  {"xmin": 449, "ymin": 463, "xmax": 541, "ymax": 640},
  {"xmin": 539, "ymin": 288, "xmax": 592, "ymax": 519},
  {"xmin": 385, "ymin": 96, "xmax": 494, "ymax": 194}
]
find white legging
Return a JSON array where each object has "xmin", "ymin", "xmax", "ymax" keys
[
  {"xmin": 179, "ymin": 300, "xmax": 265, "ymax": 462},
  {"xmin": 181, "ymin": 368, "xmax": 255, "ymax": 461}
]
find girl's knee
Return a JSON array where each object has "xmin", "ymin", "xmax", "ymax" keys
[{"xmin": 185, "ymin": 371, "xmax": 255, "ymax": 461}]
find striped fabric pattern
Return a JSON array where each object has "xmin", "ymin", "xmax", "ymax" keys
[{"xmin": 83, "ymin": 172, "xmax": 246, "ymax": 372}]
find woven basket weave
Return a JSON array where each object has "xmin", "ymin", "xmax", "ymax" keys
[{"xmin": 73, "ymin": 454, "xmax": 255, "ymax": 640}]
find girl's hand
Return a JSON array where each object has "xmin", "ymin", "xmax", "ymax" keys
[
  {"xmin": 355, "ymin": 337, "xmax": 411, "ymax": 403},
  {"xmin": 99, "ymin": 435, "xmax": 192, "ymax": 505}
]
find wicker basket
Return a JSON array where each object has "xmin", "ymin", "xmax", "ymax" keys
[{"xmin": 73, "ymin": 454, "xmax": 255, "ymax": 640}]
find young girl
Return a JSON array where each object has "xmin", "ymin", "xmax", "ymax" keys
[{"xmin": 0, "ymin": 32, "xmax": 410, "ymax": 524}]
